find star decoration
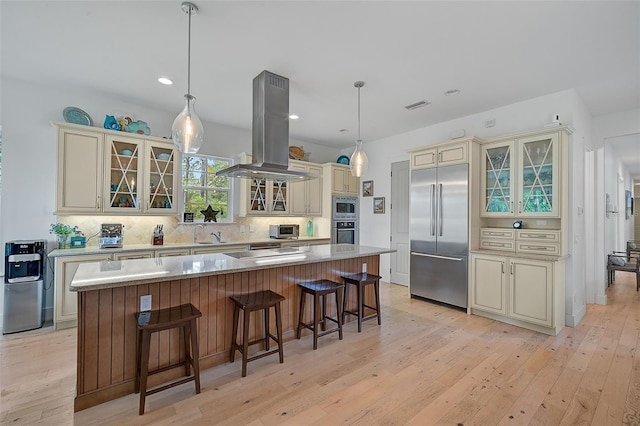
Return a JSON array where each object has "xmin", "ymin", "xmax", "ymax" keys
[{"xmin": 200, "ymin": 205, "xmax": 221, "ymax": 222}]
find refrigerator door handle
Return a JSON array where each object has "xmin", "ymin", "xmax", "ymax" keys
[
  {"xmin": 430, "ymin": 184, "xmax": 436, "ymax": 236},
  {"xmin": 438, "ymin": 183, "xmax": 444, "ymax": 236},
  {"xmin": 411, "ymin": 252, "xmax": 464, "ymax": 262}
]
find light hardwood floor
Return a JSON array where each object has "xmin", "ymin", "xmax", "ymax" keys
[{"xmin": 2, "ymin": 273, "xmax": 639, "ymax": 425}]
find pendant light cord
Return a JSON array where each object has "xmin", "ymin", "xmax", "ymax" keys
[
  {"xmin": 354, "ymin": 81, "xmax": 364, "ymax": 142},
  {"xmin": 187, "ymin": 5, "xmax": 192, "ymax": 96}
]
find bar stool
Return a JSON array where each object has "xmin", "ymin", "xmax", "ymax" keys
[
  {"xmin": 229, "ymin": 290, "xmax": 285, "ymax": 377},
  {"xmin": 341, "ymin": 272, "xmax": 382, "ymax": 332},
  {"xmin": 296, "ymin": 279, "xmax": 345, "ymax": 349},
  {"xmin": 135, "ymin": 303, "xmax": 202, "ymax": 415}
]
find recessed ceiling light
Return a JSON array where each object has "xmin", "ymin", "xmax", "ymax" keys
[
  {"xmin": 444, "ymin": 89, "xmax": 460, "ymax": 96},
  {"xmin": 289, "ymin": 114, "xmax": 299, "ymax": 120},
  {"xmin": 158, "ymin": 77, "xmax": 173, "ymax": 85},
  {"xmin": 404, "ymin": 100, "xmax": 431, "ymax": 110}
]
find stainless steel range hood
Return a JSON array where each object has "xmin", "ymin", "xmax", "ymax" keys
[{"xmin": 216, "ymin": 71, "xmax": 317, "ymax": 182}]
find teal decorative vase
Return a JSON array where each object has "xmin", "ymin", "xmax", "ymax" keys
[{"xmin": 306, "ymin": 220, "xmax": 314, "ymax": 237}]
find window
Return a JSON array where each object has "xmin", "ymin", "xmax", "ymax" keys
[{"xmin": 181, "ymin": 154, "xmax": 233, "ymax": 222}]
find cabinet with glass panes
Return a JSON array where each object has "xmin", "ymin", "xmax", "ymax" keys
[
  {"xmin": 53, "ymin": 122, "xmax": 177, "ymax": 215},
  {"xmin": 237, "ymin": 153, "xmax": 291, "ymax": 216},
  {"xmin": 481, "ymin": 130, "xmax": 562, "ymax": 218}
]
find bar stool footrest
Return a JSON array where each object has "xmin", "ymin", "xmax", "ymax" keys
[{"xmin": 145, "ymin": 376, "xmax": 197, "ymax": 397}]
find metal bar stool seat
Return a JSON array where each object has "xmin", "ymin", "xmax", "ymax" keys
[
  {"xmin": 341, "ymin": 272, "xmax": 382, "ymax": 332},
  {"xmin": 229, "ymin": 290, "xmax": 285, "ymax": 377},
  {"xmin": 135, "ymin": 303, "xmax": 202, "ymax": 415},
  {"xmin": 296, "ymin": 279, "xmax": 345, "ymax": 349}
]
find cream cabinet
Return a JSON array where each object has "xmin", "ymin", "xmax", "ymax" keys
[
  {"xmin": 410, "ymin": 140, "xmax": 468, "ymax": 170},
  {"xmin": 280, "ymin": 238, "xmax": 331, "ymax": 248},
  {"xmin": 322, "ymin": 163, "xmax": 358, "ymax": 196},
  {"xmin": 190, "ymin": 244, "xmax": 247, "ymax": 254},
  {"xmin": 54, "ymin": 122, "xmax": 178, "ymax": 215},
  {"xmin": 290, "ymin": 162, "xmax": 323, "ymax": 216},
  {"xmin": 237, "ymin": 153, "xmax": 291, "ymax": 216},
  {"xmin": 481, "ymin": 131, "xmax": 562, "ymax": 218},
  {"xmin": 470, "ymin": 252, "xmax": 564, "ymax": 335},
  {"xmin": 56, "ymin": 126, "xmax": 103, "ymax": 213},
  {"xmin": 156, "ymin": 248, "xmax": 191, "ymax": 257},
  {"xmin": 54, "ymin": 253, "xmax": 112, "ymax": 330},
  {"xmin": 112, "ymin": 251, "xmax": 154, "ymax": 260}
]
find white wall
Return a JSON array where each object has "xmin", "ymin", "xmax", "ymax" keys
[{"xmin": 352, "ymin": 89, "xmax": 591, "ymax": 327}]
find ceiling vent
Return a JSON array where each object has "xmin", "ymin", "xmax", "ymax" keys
[{"xmin": 404, "ymin": 100, "xmax": 431, "ymax": 110}]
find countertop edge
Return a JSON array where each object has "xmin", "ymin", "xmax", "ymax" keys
[{"xmin": 70, "ymin": 245, "xmax": 395, "ymax": 292}]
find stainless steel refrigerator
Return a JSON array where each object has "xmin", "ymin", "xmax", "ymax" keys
[{"xmin": 410, "ymin": 163, "xmax": 468, "ymax": 308}]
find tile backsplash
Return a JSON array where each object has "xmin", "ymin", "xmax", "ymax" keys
[{"xmin": 56, "ymin": 215, "xmax": 330, "ymax": 247}]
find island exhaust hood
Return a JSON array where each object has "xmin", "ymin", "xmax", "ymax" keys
[{"xmin": 216, "ymin": 71, "xmax": 317, "ymax": 182}]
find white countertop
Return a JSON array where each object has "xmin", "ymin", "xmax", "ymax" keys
[
  {"xmin": 70, "ymin": 244, "xmax": 394, "ymax": 292},
  {"xmin": 49, "ymin": 236, "xmax": 330, "ymax": 258}
]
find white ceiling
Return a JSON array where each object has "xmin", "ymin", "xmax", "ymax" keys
[{"xmin": 2, "ymin": 1, "xmax": 639, "ymax": 150}]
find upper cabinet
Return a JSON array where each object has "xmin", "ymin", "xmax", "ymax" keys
[
  {"xmin": 481, "ymin": 130, "xmax": 562, "ymax": 218},
  {"xmin": 410, "ymin": 141, "xmax": 468, "ymax": 169},
  {"xmin": 290, "ymin": 162, "xmax": 323, "ymax": 216},
  {"xmin": 237, "ymin": 153, "xmax": 324, "ymax": 217},
  {"xmin": 54, "ymin": 122, "xmax": 178, "ymax": 215},
  {"xmin": 56, "ymin": 126, "xmax": 103, "ymax": 213},
  {"xmin": 325, "ymin": 163, "xmax": 358, "ymax": 195}
]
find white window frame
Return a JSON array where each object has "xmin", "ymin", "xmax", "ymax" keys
[{"xmin": 180, "ymin": 153, "xmax": 234, "ymax": 223}]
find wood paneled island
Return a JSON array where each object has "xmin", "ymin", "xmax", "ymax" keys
[{"xmin": 70, "ymin": 244, "xmax": 393, "ymax": 411}]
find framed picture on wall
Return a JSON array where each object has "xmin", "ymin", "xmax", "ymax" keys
[
  {"xmin": 362, "ymin": 180, "xmax": 373, "ymax": 197},
  {"xmin": 625, "ymin": 190, "xmax": 633, "ymax": 219},
  {"xmin": 373, "ymin": 197, "xmax": 385, "ymax": 214}
]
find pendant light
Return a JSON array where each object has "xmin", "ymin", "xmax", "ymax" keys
[
  {"xmin": 350, "ymin": 81, "xmax": 368, "ymax": 177},
  {"xmin": 172, "ymin": 2, "xmax": 204, "ymax": 154}
]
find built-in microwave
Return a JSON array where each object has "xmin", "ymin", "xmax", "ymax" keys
[{"xmin": 332, "ymin": 196, "xmax": 358, "ymax": 220}]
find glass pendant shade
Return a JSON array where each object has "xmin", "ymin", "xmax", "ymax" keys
[
  {"xmin": 172, "ymin": 94, "xmax": 204, "ymax": 154},
  {"xmin": 350, "ymin": 139, "xmax": 368, "ymax": 177}
]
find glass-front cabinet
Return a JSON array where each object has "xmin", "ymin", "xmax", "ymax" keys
[
  {"xmin": 104, "ymin": 136, "xmax": 143, "ymax": 212},
  {"xmin": 145, "ymin": 141, "xmax": 177, "ymax": 213},
  {"xmin": 246, "ymin": 178, "xmax": 289, "ymax": 215},
  {"xmin": 517, "ymin": 133, "xmax": 559, "ymax": 217},
  {"xmin": 481, "ymin": 132, "xmax": 559, "ymax": 218},
  {"xmin": 103, "ymin": 135, "xmax": 177, "ymax": 214},
  {"xmin": 482, "ymin": 141, "xmax": 515, "ymax": 215}
]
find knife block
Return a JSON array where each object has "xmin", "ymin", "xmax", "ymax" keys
[{"xmin": 152, "ymin": 236, "xmax": 164, "ymax": 246}]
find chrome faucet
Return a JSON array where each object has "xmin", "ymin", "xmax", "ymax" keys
[
  {"xmin": 211, "ymin": 231, "xmax": 223, "ymax": 243},
  {"xmin": 193, "ymin": 224, "xmax": 204, "ymax": 244}
]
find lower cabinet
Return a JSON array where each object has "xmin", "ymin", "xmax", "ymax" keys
[
  {"xmin": 470, "ymin": 252, "xmax": 565, "ymax": 335},
  {"xmin": 54, "ymin": 253, "xmax": 113, "ymax": 330},
  {"xmin": 113, "ymin": 251, "xmax": 154, "ymax": 260}
]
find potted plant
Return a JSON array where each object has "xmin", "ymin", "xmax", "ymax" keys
[{"xmin": 50, "ymin": 223, "xmax": 78, "ymax": 249}]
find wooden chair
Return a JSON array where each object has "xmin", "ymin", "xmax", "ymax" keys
[
  {"xmin": 135, "ymin": 303, "xmax": 202, "ymax": 415},
  {"xmin": 607, "ymin": 252, "xmax": 639, "ymax": 291},
  {"xmin": 626, "ymin": 240, "xmax": 640, "ymax": 261}
]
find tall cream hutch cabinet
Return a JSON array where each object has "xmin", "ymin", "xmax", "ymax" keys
[{"xmin": 470, "ymin": 126, "xmax": 572, "ymax": 336}]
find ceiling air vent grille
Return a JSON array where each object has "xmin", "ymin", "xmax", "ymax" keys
[{"xmin": 404, "ymin": 100, "xmax": 431, "ymax": 110}]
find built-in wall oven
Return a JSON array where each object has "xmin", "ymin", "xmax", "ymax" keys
[{"xmin": 332, "ymin": 221, "xmax": 358, "ymax": 244}]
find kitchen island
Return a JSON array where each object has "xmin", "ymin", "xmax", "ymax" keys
[{"xmin": 70, "ymin": 244, "xmax": 393, "ymax": 411}]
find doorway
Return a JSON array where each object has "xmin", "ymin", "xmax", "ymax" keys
[{"xmin": 390, "ymin": 160, "xmax": 410, "ymax": 285}]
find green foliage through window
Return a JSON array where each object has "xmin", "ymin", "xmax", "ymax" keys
[{"xmin": 182, "ymin": 155, "xmax": 232, "ymax": 221}]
